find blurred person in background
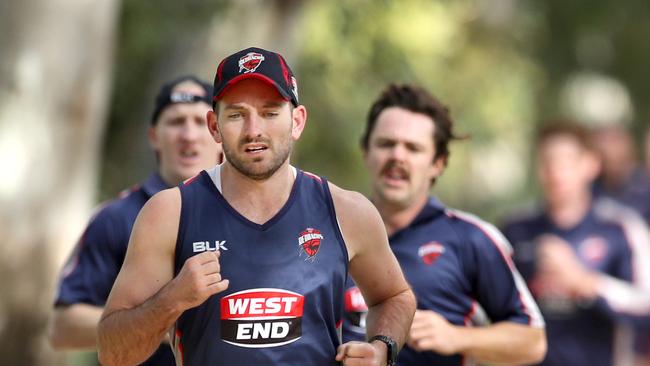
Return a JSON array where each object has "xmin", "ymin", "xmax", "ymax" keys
[
  {"xmin": 502, "ymin": 121, "xmax": 650, "ymax": 366},
  {"xmin": 635, "ymin": 125, "xmax": 650, "ymax": 366},
  {"xmin": 592, "ymin": 124, "xmax": 650, "ymax": 222},
  {"xmin": 343, "ymin": 83, "xmax": 546, "ymax": 366},
  {"xmin": 49, "ymin": 75, "xmax": 222, "ymax": 365},
  {"xmin": 591, "ymin": 123, "xmax": 650, "ymax": 366}
]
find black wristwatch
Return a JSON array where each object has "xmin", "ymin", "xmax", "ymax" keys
[{"xmin": 369, "ymin": 335, "xmax": 398, "ymax": 366}]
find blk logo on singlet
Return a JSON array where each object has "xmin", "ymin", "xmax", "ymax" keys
[
  {"xmin": 220, "ymin": 288, "xmax": 304, "ymax": 348},
  {"xmin": 298, "ymin": 228, "xmax": 323, "ymax": 261},
  {"xmin": 192, "ymin": 240, "xmax": 228, "ymax": 253}
]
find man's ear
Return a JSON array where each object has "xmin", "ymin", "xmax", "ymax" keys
[
  {"xmin": 585, "ymin": 150, "xmax": 601, "ymax": 183},
  {"xmin": 291, "ymin": 105, "xmax": 307, "ymax": 140},
  {"xmin": 360, "ymin": 140, "xmax": 370, "ymax": 165},
  {"xmin": 429, "ymin": 155, "xmax": 446, "ymax": 181},
  {"xmin": 147, "ymin": 126, "xmax": 160, "ymax": 151},
  {"xmin": 207, "ymin": 110, "xmax": 222, "ymax": 143}
]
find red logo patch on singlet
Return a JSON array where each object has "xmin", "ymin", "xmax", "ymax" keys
[
  {"xmin": 418, "ymin": 241, "xmax": 446, "ymax": 265},
  {"xmin": 238, "ymin": 52, "xmax": 265, "ymax": 73},
  {"xmin": 220, "ymin": 288, "xmax": 304, "ymax": 347},
  {"xmin": 298, "ymin": 228, "xmax": 323, "ymax": 261},
  {"xmin": 579, "ymin": 236, "xmax": 609, "ymax": 264}
]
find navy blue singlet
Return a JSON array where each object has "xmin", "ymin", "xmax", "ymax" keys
[{"xmin": 171, "ymin": 165, "xmax": 348, "ymax": 366}]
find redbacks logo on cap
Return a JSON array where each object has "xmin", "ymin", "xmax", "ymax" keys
[
  {"xmin": 298, "ymin": 228, "xmax": 323, "ymax": 261},
  {"xmin": 213, "ymin": 47, "xmax": 300, "ymax": 107},
  {"xmin": 220, "ymin": 288, "xmax": 304, "ymax": 348},
  {"xmin": 238, "ymin": 52, "xmax": 265, "ymax": 73}
]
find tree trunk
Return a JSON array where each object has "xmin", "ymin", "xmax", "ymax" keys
[{"xmin": 0, "ymin": 0, "xmax": 119, "ymax": 364}]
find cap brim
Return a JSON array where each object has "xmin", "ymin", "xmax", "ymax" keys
[{"xmin": 213, "ymin": 73, "xmax": 292, "ymax": 103}]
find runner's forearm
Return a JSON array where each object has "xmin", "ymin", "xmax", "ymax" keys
[
  {"xmin": 97, "ymin": 283, "xmax": 182, "ymax": 366},
  {"xmin": 458, "ymin": 322, "xmax": 546, "ymax": 365},
  {"xmin": 50, "ymin": 304, "xmax": 103, "ymax": 349},
  {"xmin": 365, "ymin": 288, "xmax": 416, "ymax": 348}
]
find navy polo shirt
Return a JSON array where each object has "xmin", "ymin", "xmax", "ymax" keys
[{"xmin": 55, "ymin": 173, "xmax": 174, "ymax": 366}]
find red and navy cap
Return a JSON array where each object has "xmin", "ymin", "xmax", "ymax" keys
[{"xmin": 212, "ymin": 47, "xmax": 299, "ymax": 107}]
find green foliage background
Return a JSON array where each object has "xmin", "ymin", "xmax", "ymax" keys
[{"xmin": 101, "ymin": 0, "xmax": 650, "ymax": 223}]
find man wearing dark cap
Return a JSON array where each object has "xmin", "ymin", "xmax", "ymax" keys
[
  {"xmin": 50, "ymin": 75, "xmax": 221, "ymax": 365},
  {"xmin": 97, "ymin": 47, "xmax": 416, "ymax": 366}
]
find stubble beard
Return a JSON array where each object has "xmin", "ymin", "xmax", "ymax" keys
[{"xmin": 223, "ymin": 135, "xmax": 293, "ymax": 181}]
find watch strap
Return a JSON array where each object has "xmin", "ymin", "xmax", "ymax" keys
[{"xmin": 369, "ymin": 335, "xmax": 397, "ymax": 366}]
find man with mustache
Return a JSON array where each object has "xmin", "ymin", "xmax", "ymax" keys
[
  {"xmin": 50, "ymin": 75, "xmax": 222, "ymax": 365},
  {"xmin": 343, "ymin": 84, "xmax": 546, "ymax": 366},
  {"xmin": 97, "ymin": 48, "xmax": 416, "ymax": 366}
]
